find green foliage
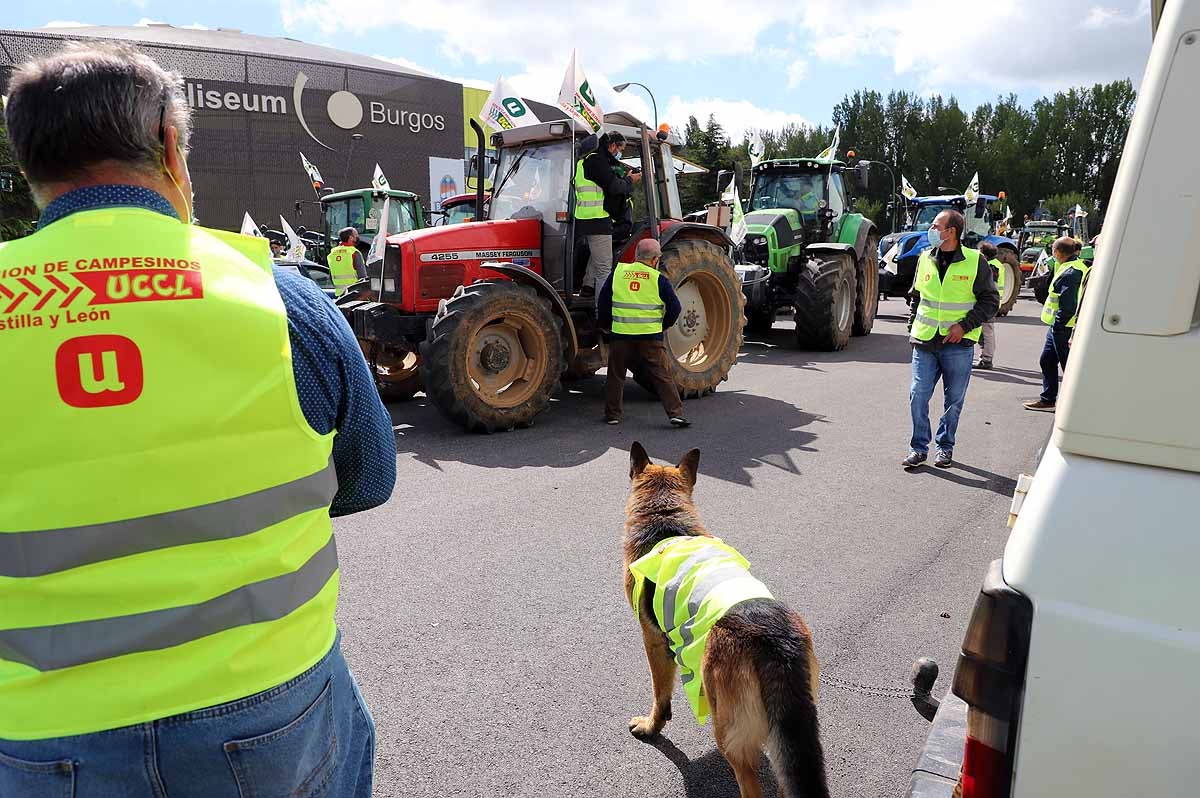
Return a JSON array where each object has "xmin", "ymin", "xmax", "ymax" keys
[
  {"xmin": 672, "ymin": 79, "xmax": 1136, "ymax": 235},
  {"xmin": 1044, "ymin": 192, "xmax": 1093, "ymax": 220},
  {"xmin": 0, "ymin": 114, "xmax": 36, "ymax": 241},
  {"xmin": 855, "ymin": 198, "xmax": 885, "ymax": 228}
]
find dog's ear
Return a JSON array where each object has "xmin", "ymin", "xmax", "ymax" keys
[
  {"xmin": 630, "ymin": 441, "xmax": 651, "ymax": 479},
  {"xmin": 676, "ymin": 448, "xmax": 701, "ymax": 488}
]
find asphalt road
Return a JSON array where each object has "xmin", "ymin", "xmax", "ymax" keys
[{"xmin": 332, "ymin": 292, "xmax": 1055, "ymax": 798}]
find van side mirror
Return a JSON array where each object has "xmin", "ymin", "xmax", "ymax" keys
[{"xmin": 855, "ymin": 161, "xmax": 871, "ymax": 191}]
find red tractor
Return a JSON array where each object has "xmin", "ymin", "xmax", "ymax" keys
[{"xmin": 337, "ymin": 112, "xmax": 745, "ymax": 432}]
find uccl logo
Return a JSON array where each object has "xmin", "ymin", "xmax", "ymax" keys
[{"xmin": 292, "ymin": 72, "xmax": 446, "ymax": 151}]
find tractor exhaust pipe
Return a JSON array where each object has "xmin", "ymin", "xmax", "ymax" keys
[{"xmin": 470, "ymin": 119, "xmax": 487, "ymax": 222}]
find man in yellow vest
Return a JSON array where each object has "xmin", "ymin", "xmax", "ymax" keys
[
  {"xmin": 903, "ymin": 210, "xmax": 999, "ymax": 469},
  {"xmin": 328, "ymin": 226, "xmax": 366, "ymax": 289},
  {"xmin": 1024, "ymin": 237, "xmax": 1088, "ymax": 412},
  {"xmin": 599, "ymin": 238, "xmax": 688, "ymax": 427},
  {"xmin": 0, "ymin": 42, "xmax": 395, "ymax": 796},
  {"xmin": 975, "ymin": 241, "xmax": 1004, "ymax": 369},
  {"xmin": 576, "ymin": 132, "xmax": 640, "ymax": 299}
]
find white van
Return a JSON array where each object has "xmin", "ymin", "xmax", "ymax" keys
[{"xmin": 904, "ymin": 2, "xmax": 1200, "ymax": 796}]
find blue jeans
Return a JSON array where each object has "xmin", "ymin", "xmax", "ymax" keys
[
  {"xmin": 909, "ymin": 344, "xmax": 974, "ymax": 454},
  {"xmin": 0, "ymin": 634, "xmax": 374, "ymax": 798},
  {"xmin": 1039, "ymin": 327, "xmax": 1071, "ymax": 403}
]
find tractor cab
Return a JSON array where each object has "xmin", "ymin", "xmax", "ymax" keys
[
  {"xmin": 321, "ymin": 187, "xmax": 424, "ymax": 257},
  {"xmin": 746, "ymin": 159, "xmax": 851, "ymax": 257}
]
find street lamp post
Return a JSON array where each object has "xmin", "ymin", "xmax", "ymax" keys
[
  {"xmin": 344, "ymin": 133, "xmax": 364, "ymax": 188},
  {"xmin": 612, "ymin": 81, "xmax": 658, "ymax": 130},
  {"xmin": 857, "ymin": 158, "xmax": 899, "ymax": 234}
]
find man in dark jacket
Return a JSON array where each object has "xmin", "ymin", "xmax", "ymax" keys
[
  {"xmin": 902, "ymin": 209, "xmax": 1000, "ymax": 469},
  {"xmin": 1024, "ymin": 237, "xmax": 1086, "ymax": 412},
  {"xmin": 578, "ymin": 132, "xmax": 639, "ymax": 297},
  {"xmin": 599, "ymin": 238, "xmax": 688, "ymax": 427}
]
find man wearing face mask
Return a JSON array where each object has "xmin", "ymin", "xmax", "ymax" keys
[
  {"xmin": 0, "ymin": 43, "xmax": 393, "ymax": 797},
  {"xmin": 902, "ymin": 209, "xmax": 999, "ymax": 469},
  {"xmin": 577, "ymin": 131, "xmax": 641, "ymax": 298}
]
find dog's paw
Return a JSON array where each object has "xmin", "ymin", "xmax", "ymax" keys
[{"xmin": 628, "ymin": 715, "xmax": 661, "ymax": 739}]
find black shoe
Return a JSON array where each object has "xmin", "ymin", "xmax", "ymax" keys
[
  {"xmin": 669, "ymin": 416, "xmax": 691, "ymax": 428},
  {"xmin": 934, "ymin": 450, "xmax": 953, "ymax": 468},
  {"xmin": 902, "ymin": 451, "xmax": 927, "ymax": 468},
  {"xmin": 974, "ymin": 360, "xmax": 993, "ymax": 370},
  {"xmin": 579, "ymin": 285, "xmax": 595, "ymax": 298}
]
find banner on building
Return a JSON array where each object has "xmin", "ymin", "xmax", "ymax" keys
[{"xmin": 429, "ymin": 156, "xmax": 467, "ymax": 213}]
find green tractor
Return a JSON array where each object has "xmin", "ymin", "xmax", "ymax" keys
[
  {"xmin": 736, "ymin": 157, "xmax": 879, "ymax": 349},
  {"xmin": 317, "ymin": 187, "xmax": 426, "ymax": 262}
]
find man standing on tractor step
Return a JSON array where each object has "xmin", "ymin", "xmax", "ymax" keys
[
  {"xmin": 1024, "ymin": 237, "xmax": 1089, "ymax": 412},
  {"xmin": 0, "ymin": 42, "xmax": 395, "ymax": 797},
  {"xmin": 577, "ymin": 131, "xmax": 640, "ymax": 299},
  {"xmin": 975, "ymin": 241, "xmax": 1004, "ymax": 370},
  {"xmin": 600, "ymin": 238, "xmax": 689, "ymax": 427},
  {"xmin": 903, "ymin": 209, "xmax": 999, "ymax": 469},
  {"xmin": 329, "ymin": 225, "xmax": 367, "ymax": 289}
]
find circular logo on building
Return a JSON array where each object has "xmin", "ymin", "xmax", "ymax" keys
[{"xmin": 327, "ymin": 90, "xmax": 363, "ymax": 130}]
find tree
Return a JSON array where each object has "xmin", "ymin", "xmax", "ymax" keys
[{"xmin": 0, "ymin": 116, "xmax": 35, "ymax": 241}]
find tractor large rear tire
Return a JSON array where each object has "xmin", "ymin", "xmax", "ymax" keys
[
  {"xmin": 420, "ymin": 280, "xmax": 563, "ymax": 432},
  {"xmin": 634, "ymin": 238, "xmax": 744, "ymax": 399},
  {"xmin": 794, "ymin": 253, "xmax": 857, "ymax": 351},
  {"xmin": 852, "ymin": 231, "xmax": 880, "ymax": 336},
  {"xmin": 996, "ymin": 248, "xmax": 1022, "ymax": 317},
  {"xmin": 359, "ymin": 340, "xmax": 422, "ymax": 402}
]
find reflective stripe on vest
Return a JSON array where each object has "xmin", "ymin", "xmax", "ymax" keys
[
  {"xmin": 573, "ymin": 154, "xmax": 609, "ymax": 221},
  {"xmin": 910, "ymin": 248, "xmax": 984, "ymax": 343},
  {"xmin": 629, "ymin": 536, "xmax": 773, "ymax": 725},
  {"xmin": 611, "ymin": 261, "xmax": 665, "ymax": 335},
  {"xmin": 0, "ymin": 207, "xmax": 337, "ymax": 740},
  {"xmin": 988, "ymin": 257, "xmax": 1006, "ymax": 291},
  {"xmin": 327, "ymin": 244, "xmax": 359, "ymax": 287},
  {"xmin": 1041, "ymin": 260, "xmax": 1090, "ymax": 327}
]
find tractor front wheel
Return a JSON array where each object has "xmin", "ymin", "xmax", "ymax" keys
[
  {"xmin": 794, "ymin": 253, "xmax": 857, "ymax": 351},
  {"xmin": 852, "ymin": 232, "xmax": 880, "ymax": 336},
  {"xmin": 996, "ymin": 248, "xmax": 1022, "ymax": 317},
  {"xmin": 420, "ymin": 280, "xmax": 564, "ymax": 432}
]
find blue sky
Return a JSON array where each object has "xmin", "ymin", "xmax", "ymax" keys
[{"xmin": 14, "ymin": 0, "xmax": 1154, "ymax": 141}]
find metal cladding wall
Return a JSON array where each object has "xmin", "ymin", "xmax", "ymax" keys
[{"xmin": 0, "ymin": 31, "xmax": 465, "ymax": 231}]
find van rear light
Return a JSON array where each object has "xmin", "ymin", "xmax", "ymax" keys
[{"xmin": 952, "ymin": 559, "xmax": 1033, "ymax": 798}]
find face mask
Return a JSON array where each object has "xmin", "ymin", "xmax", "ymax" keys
[
  {"xmin": 927, "ymin": 227, "xmax": 943, "ymax": 250},
  {"xmin": 612, "ymin": 148, "xmax": 623, "ymax": 160}
]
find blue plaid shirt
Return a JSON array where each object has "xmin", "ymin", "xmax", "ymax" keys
[{"xmin": 39, "ymin": 186, "xmax": 397, "ymax": 516}]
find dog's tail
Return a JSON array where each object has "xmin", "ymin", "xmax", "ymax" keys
[{"xmin": 751, "ymin": 603, "xmax": 830, "ymax": 798}]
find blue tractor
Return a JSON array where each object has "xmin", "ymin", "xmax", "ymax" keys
[{"xmin": 877, "ymin": 193, "xmax": 1022, "ymax": 316}]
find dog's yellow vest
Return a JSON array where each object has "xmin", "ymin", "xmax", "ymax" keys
[{"xmin": 629, "ymin": 536, "xmax": 773, "ymax": 724}]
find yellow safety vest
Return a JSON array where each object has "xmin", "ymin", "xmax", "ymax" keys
[
  {"xmin": 611, "ymin": 261, "xmax": 665, "ymax": 335},
  {"xmin": 910, "ymin": 248, "xmax": 984, "ymax": 343},
  {"xmin": 1041, "ymin": 259, "xmax": 1090, "ymax": 328},
  {"xmin": 988, "ymin": 257, "xmax": 1006, "ymax": 291},
  {"xmin": 630, "ymin": 536, "xmax": 773, "ymax": 724},
  {"xmin": 327, "ymin": 243, "xmax": 359, "ymax": 288},
  {"xmin": 573, "ymin": 154, "xmax": 609, "ymax": 221},
  {"xmin": 0, "ymin": 207, "xmax": 338, "ymax": 740}
]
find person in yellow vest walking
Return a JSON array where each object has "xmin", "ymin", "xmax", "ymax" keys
[
  {"xmin": 328, "ymin": 226, "xmax": 367, "ymax": 289},
  {"xmin": 903, "ymin": 210, "xmax": 999, "ymax": 469},
  {"xmin": 974, "ymin": 241, "xmax": 1005, "ymax": 370},
  {"xmin": 599, "ymin": 238, "xmax": 689, "ymax": 427},
  {"xmin": 576, "ymin": 132, "xmax": 640, "ymax": 299},
  {"xmin": 1024, "ymin": 237, "xmax": 1089, "ymax": 412},
  {"xmin": 0, "ymin": 43, "xmax": 396, "ymax": 797}
]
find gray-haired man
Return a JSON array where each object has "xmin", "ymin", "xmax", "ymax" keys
[{"xmin": 0, "ymin": 42, "xmax": 392, "ymax": 796}]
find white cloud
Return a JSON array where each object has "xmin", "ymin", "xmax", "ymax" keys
[
  {"xmin": 180, "ymin": 23, "xmax": 210, "ymax": 30},
  {"xmin": 663, "ymin": 97, "xmax": 812, "ymax": 144},
  {"xmin": 135, "ymin": 17, "xmax": 168, "ymax": 26},
  {"xmin": 786, "ymin": 59, "xmax": 808, "ymax": 89},
  {"xmin": 42, "ymin": 20, "xmax": 92, "ymax": 28}
]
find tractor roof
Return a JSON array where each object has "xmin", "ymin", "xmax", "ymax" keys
[
  {"xmin": 912, "ymin": 193, "xmax": 1001, "ymax": 205},
  {"xmin": 754, "ymin": 157, "xmax": 843, "ymax": 171},
  {"xmin": 321, "ymin": 187, "xmax": 419, "ymax": 202},
  {"xmin": 489, "ymin": 110, "xmax": 683, "ymax": 149}
]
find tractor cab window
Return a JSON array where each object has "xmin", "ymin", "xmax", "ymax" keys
[
  {"xmin": 965, "ymin": 206, "xmax": 990, "ymax": 238},
  {"xmin": 913, "ymin": 204, "xmax": 947, "ymax": 228},
  {"xmin": 324, "ymin": 197, "xmax": 366, "ymax": 237},
  {"xmin": 828, "ymin": 172, "xmax": 846, "ymax": 218},
  {"xmin": 490, "ymin": 140, "xmax": 572, "ymax": 225},
  {"xmin": 750, "ymin": 172, "xmax": 825, "ymax": 220},
  {"xmin": 365, "ymin": 197, "xmax": 418, "ymax": 234}
]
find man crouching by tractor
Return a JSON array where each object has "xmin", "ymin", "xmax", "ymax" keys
[{"xmin": 600, "ymin": 239, "xmax": 691, "ymax": 428}]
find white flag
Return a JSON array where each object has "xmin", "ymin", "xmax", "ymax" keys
[
  {"xmin": 900, "ymin": 174, "xmax": 918, "ymax": 200},
  {"xmin": 240, "ymin": 212, "xmax": 264, "ymax": 238},
  {"xmin": 365, "ymin": 197, "xmax": 391, "ymax": 267},
  {"xmin": 722, "ymin": 177, "xmax": 747, "ymax": 246},
  {"xmin": 556, "ymin": 50, "xmax": 603, "ymax": 132},
  {"xmin": 300, "ymin": 152, "xmax": 324, "ymax": 192},
  {"xmin": 748, "ymin": 132, "xmax": 764, "ymax": 168},
  {"xmin": 816, "ymin": 124, "xmax": 840, "ymax": 160},
  {"xmin": 1074, "ymin": 203, "xmax": 1087, "ymax": 218},
  {"xmin": 964, "ymin": 171, "xmax": 980, "ymax": 204},
  {"xmin": 1003, "ymin": 205, "xmax": 1013, "ymax": 223},
  {"xmin": 372, "ymin": 164, "xmax": 390, "ymax": 191},
  {"xmin": 480, "ymin": 76, "xmax": 541, "ymax": 132},
  {"xmin": 279, "ymin": 215, "xmax": 306, "ymax": 262}
]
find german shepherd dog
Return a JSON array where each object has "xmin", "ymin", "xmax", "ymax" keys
[{"xmin": 623, "ymin": 442, "xmax": 829, "ymax": 798}]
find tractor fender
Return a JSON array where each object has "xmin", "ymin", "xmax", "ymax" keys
[
  {"xmin": 804, "ymin": 242, "xmax": 855, "ymax": 261},
  {"xmin": 660, "ymin": 222, "xmax": 733, "ymax": 252},
  {"xmin": 835, "ymin": 215, "xmax": 876, "ymax": 261},
  {"xmin": 480, "ymin": 262, "xmax": 578, "ymax": 361}
]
